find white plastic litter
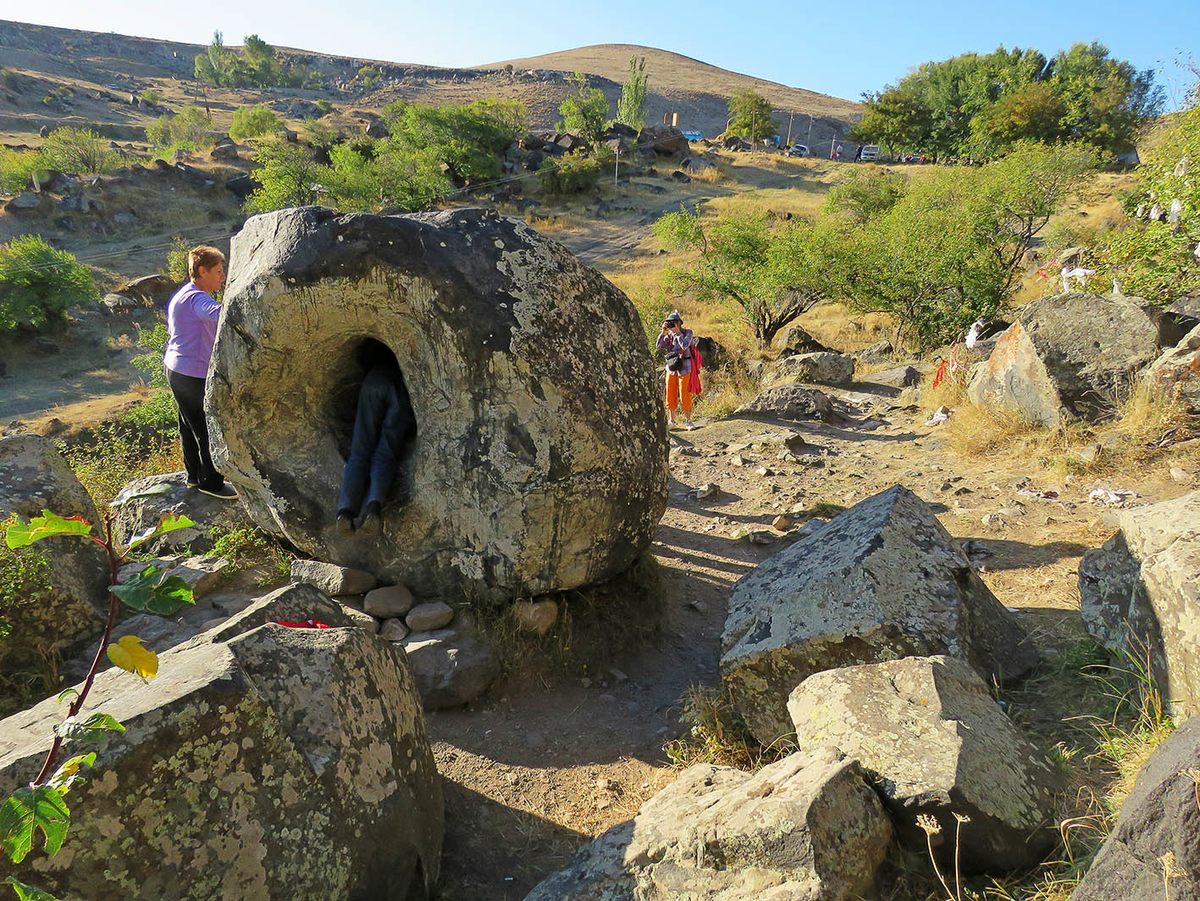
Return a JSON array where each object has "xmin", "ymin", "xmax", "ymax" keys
[
  {"xmin": 925, "ymin": 405, "xmax": 952, "ymax": 426},
  {"xmin": 1089, "ymin": 488, "xmax": 1139, "ymax": 507}
]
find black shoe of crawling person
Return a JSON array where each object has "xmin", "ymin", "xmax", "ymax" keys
[
  {"xmin": 336, "ymin": 511, "xmax": 355, "ymax": 534},
  {"xmin": 359, "ymin": 501, "xmax": 382, "ymax": 536}
]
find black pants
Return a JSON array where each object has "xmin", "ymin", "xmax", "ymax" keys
[{"xmin": 166, "ymin": 368, "xmax": 222, "ymax": 491}]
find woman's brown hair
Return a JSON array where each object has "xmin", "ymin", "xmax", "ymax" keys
[{"xmin": 187, "ymin": 245, "xmax": 226, "ymax": 280}]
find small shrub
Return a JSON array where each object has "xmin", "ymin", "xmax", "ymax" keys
[
  {"xmin": 59, "ymin": 425, "xmax": 181, "ymax": 507},
  {"xmin": 229, "ymin": 104, "xmax": 280, "ymax": 141},
  {"xmin": 0, "ymin": 146, "xmax": 42, "ymax": 194},
  {"xmin": 0, "ymin": 67, "xmax": 21, "ymax": 92},
  {"xmin": 0, "ymin": 235, "xmax": 99, "ymax": 333},
  {"xmin": 663, "ymin": 684, "xmax": 793, "ymax": 770},
  {"xmin": 315, "ymin": 98, "xmax": 333, "ymax": 115},
  {"xmin": 39, "ymin": 127, "xmax": 117, "ymax": 175},
  {"xmin": 207, "ymin": 525, "xmax": 290, "ymax": 584},
  {"xmin": 538, "ymin": 150, "xmax": 601, "ymax": 195},
  {"xmin": 0, "ymin": 543, "xmax": 58, "ymax": 715},
  {"xmin": 164, "ymin": 235, "xmax": 190, "ymax": 284},
  {"xmin": 145, "ymin": 106, "xmax": 212, "ymax": 149},
  {"xmin": 138, "ymin": 89, "xmax": 160, "ymax": 105}
]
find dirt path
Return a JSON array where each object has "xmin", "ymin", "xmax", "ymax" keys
[{"xmin": 426, "ymin": 386, "xmax": 1192, "ymax": 899}]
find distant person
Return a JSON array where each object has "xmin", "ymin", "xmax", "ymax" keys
[
  {"xmin": 656, "ymin": 311, "xmax": 697, "ymax": 430},
  {"xmin": 163, "ymin": 245, "xmax": 236, "ymax": 500},
  {"xmin": 854, "ymin": 144, "xmax": 863, "ymax": 162},
  {"xmin": 337, "ymin": 341, "xmax": 416, "ymax": 536}
]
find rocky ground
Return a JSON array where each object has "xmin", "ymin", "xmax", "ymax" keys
[{"xmin": 425, "ymin": 382, "xmax": 1196, "ymax": 898}]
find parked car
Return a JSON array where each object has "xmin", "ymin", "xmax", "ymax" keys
[
  {"xmin": 786, "ymin": 143, "xmax": 809, "ymax": 157},
  {"xmin": 860, "ymin": 145, "xmax": 881, "ymax": 162}
]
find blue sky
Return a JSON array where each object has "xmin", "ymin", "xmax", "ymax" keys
[{"xmin": 12, "ymin": 1, "xmax": 1199, "ymax": 107}]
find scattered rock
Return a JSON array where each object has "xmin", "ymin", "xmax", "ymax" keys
[
  {"xmin": 334, "ymin": 601, "xmax": 379, "ymax": 633},
  {"xmin": 117, "ymin": 555, "xmax": 229, "ymax": 600},
  {"xmin": 511, "ymin": 599, "xmax": 558, "ymax": 636},
  {"xmin": 5, "ymin": 191, "xmax": 40, "ymax": 211},
  {"xmin": 1144, "ymin": 323, "xmax": 1200, "ymax": 411},
  {"xmin": 0, "ymin": 623, "xmax": 443, "ymax": 898},
  {"xmin": 102, "ymin": 292, "xmax": 139, "ymax": 314},
  {"xmin": 765, "ymin": 351, "xmax": 855, "ymax": 387},
  {"xmin": 290, "ymin": 559, "xmax": 376, "ymax": 596},
  {"xmin": 363, "ymin": 583, "xmax": 415, "ymax": 618},
  {"xmin": 406, "ymin": 601, "xmax": 455, "ymax": 632},
  {"xmin": 788, "ymin": 655, "xmax": 1062, "ymax": 872},
  {"xmin": 1071, "ymin": 716, "xmax": 1200, "ymax": 901},
  {"xmin": 401, "ymin": 627, "xmax": 500, "ymax": 708},
  {"xmin": 722, "ymin": 485, "xmax": 1038, "ymax": 744},
  {"xmin": 526, "ymin": 748, "xmax": 892, "ymax": 901},
  {"xmin": 209, "ymin": 142, "xmax": 238, "ymax": 160},
  {"xmin": 863, "ymin": 365, "xmax": 921, "ymax": 389},
  {"xmin": 1170, "ymin": 467, "xmax": 1191, "ymax": 484},
  {"xmin": 856, "ymin": 340, "xmax": 894, "ymax": 365},
  {"xmin": 737, "ymin": 384, "xmax": 836, "ymax": 421},
  {"xmin": 379, "ymin": 617, "xmax": 409, "ymax": 641},
  {"xmin": 692, "ymin": 482, "xmax": 720, "ymax": 499},
  {"xmin": 1079, "ymin": 490, "xmax": 1200, "ymax": 719},
  {"xmin": 207, "ymin": 207, "xmax": 666, "ymax": 601},
  {"xmin": 746, "ymin": 528, "xmax": 776, "ymax": 545}
]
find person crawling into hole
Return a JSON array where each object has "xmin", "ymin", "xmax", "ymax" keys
[{"xmin": 337, "ymin": 340, "xmax": 417, "ymax": 535}]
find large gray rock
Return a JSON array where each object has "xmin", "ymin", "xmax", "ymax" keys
[
  {"xmin": 764, "ymin": 351, "xmax": 855, "ymax": 387},
  {"xmin": 0, "ymin": 434, "xmax": 108, "ymax": 671},
  {"xmin": 967, "ymin": 293, "xmax": 1158, "ymax": 426},
  {"xmin": 1079, "ymin": 490, "xmax": 1200, "ymax": 721},
  {"xmin": 525, "ymin": 748, "xmax": 893, "ymax": 901},
  {"xmin": 0, "ymin": 623, "xmax": 442, "ymax": 900},
  {"xmin": 1072, "ymin": 716, "xmax": 1200, "ymax": 901},
  {"xmin": 736, "ymin": 384, "xmax": 836, "ymax": 421},
  {"xmin": 1144, "ymin": 323, "xmax": 1200, "ymax": 411},
  {"xmin": 722, "ymin": 485, "xmax": 1038, "ymax": 745},
  {"xmin": 208, "ymin": 207, "xmax": 667, "ymax": 601},
  {"xmin": 787, "ymin": 656, "xmax": 1062, "ymax": 872},
  {"xmin": 111, "ymin": 471, "xmax": 260, "ymax": 554}
]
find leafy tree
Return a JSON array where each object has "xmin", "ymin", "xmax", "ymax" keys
[
  {"xmin": 0, "ymin": 236, "xmax": 98, "ymax": 333},
  {"xmin": 1048, "ymin": 42, "xmax": 1162, "ymax": 153},
  {"xmin": 654, "ymin": 207, "xmax": 827, "ymax": 347},
  {"xmin": 241, "ymin": 34, "xmax": 282, "ymax": 87},
  {"xmin": 145, "ymin": 106, "xmax": 212, "ymax": 149},
  {"xmin": 373, "ymin": 141, "xmax": 450, "ymax": 210},
  {"xmin": 193, "ymin": 30, "xmax": 234, "ymax": 85},
  {"xmin": 229, "ymin": 104, "xmax": 280, "ymax": 141},
  {"xmin": 38, "ymin": 128, "xmax": 116, "ymax": 175},
  {"xmin": 617, "ymin": 56, "xmax": 649, "ymax": 130},
  {"xmin": 194, "ymin": 30, "xmax": 294, "ymax": 88},
  {"xmin": 727, "ymin": 90, "xmax": 777, "ymax": 143},
  {"xmin": 388, "ymin": 100, "xmax": 524, "ymax": 183},
  {"xmin": 558, "ymin": 72, "xmax": 609, "ymax": 143},
  {"xmin": 244, "ymin": 138, "xmax": 322, "ymax": 214},
  {"xmin": 849, "ymin": 84, "xmax": 932, "ymax": 154},
  {"xmin": 0, "ymin": 147, "xmax": 43, "ymax": 194},
  {"xmin": 824, "ymin": 168, "xmax": 907, "ymax": 224},
  {"xmin": 538, "ymin": 150, "xmax": 602, "ymax": 195},
  {"xmin": 1093, "ymin": 102, "xmax": 1200, "ymax": 304}
]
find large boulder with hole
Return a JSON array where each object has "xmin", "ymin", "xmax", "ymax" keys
[
  {"xmin": 722, "ymin": 485, "xmax": 1038, "ymax": 745},
  {"xmin": 0, "ymin": 433, "xmax": 108, "ymax": 672},
  {"xmin": 787, "ymin": 655, "xmax": 1062, "ymax": 872},
  {"xmin": 0, "ymin": 623, "xmax": 443, "ymax": 900},
  {"xmin": 967, "ymin": 293, "xmax": 1158, "ymax": 427},
  {"xmin": 525, "ymin": 748, "xmax": 893, "ymax": 901},
  {"xmin": 1071, "ymin": 715, "xmax": 1200, "ymax": 901},
  {"xmin": 1144, "ymin": 322, "xmax": 1200, "ymax": 411},
  {"xmin": 110, "ymin": 471, "xmax": 260, "ymax": 555},
  {"xmin": 1079, "ymin": 490, "xmax": 1200, "ymax": 721},
  {"xmin": 207, "ymin": 206, "xmax": 667, "ymax": 601}
]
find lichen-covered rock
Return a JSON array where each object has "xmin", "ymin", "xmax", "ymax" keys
[
  {"xmin": 721, "ymin": 485, "xmax": 1038, "ymax": 745},
  {"xmin": 208, "ymin": 206, "xmax": 667, "ymax": 600},
  {"xmin": 1079, "ymin": 490, "xmax": 1200, "ymax": 721},
  {"xmin": 787, "ymin": 655, "xmax": 1062, "ymax": 872},
  {"xmin": 0, "ymin": 433, "xmax": 108, "ymax": 672},
  {"xmin": 764, "ymin": 350, "xmax": 855, "ymax": 386},
  {"xmin": 0, "ymin": 622, "xmax": 442, "ymax": 900},
  {"xmin": 1071, "ymin": 716, "xmax": 1200, "ymax": 901},
  {"xmin": 967, "ymin": 293, "xmax": 1158, "ymax": 426},
  {"xmin": 1144, "ymin": 322, "xmax": 1200, "ymax": 411},
  {"xmin": 525, "ymin": 748, "xmax": 892, "ymax": 901},
  {"xmin": 736, "ymin": 384, "xmax": 836, "ymax": 421},
  {"xmin": 110, "ymin": 471, "xmax": 259, "ymax": 554},
  {"xmin": 291, "ymin": 558, "xmax": 377, "ymax": 595}
]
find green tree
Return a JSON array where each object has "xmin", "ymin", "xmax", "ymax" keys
[
  {"xmin": 850, "ymin": 84, "xmax": 933, "ymax": 154},
  {"xmin": 727, "ymin": 90, "xmax": 777, "ymax": 143},
  {"xmin": 241, "ymin": 34, "xmax": 282, "ymax": 87},
  {"xmin": 0, "ymin": 236, "xmax": 99, "ymax": 333},
  {"xmin": 146, "ymin": 107, "xmax": 213, "ymax": 148},
  {"xmin": 38, "ymin": 128, "xmax": 116, "ymax": 175},
  {"xmin": 617, "ymin": 56, "xmax": 649, "ymax": 130},
  {"xmin": 538, "ymin": 150, "xmax": 602, "ymax": 195},
  {"xmin": 389, "ymin": 100, "xmax": 525, "ymax": 183},
  {"xmin": 244, "ymin": 138, "xmax": 322, "ymax": 214},
  {"xmin": 824, "ymin": 168, "xmax": 908, "ymax": 223},
  {"xmin": 654, "ymin": 206, "xmax": 827, "ymax": 347},
  {"xmin": 558, "ymin": 72, "xmax": 609, "ymax": 143},
  {"xmin": 1048, "ymin": 41, "xmax": 1162, "ymax": 153},
  {"xmin": 229, "ymin": 104, "xmax": 280, "ymax": 141},
  {"xmin": 193, "ymin": 30, "xmax": 234, "ymax": 85}
]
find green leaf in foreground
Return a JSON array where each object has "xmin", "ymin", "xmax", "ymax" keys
[
  {"xmin": 47, "ymin": 753, "xmax": 97, "ymax": 795},
  {"xmin": 4, "ymin": 512, "xmax": 92, "ymax": 550},
  {"xmin": 3, "ymin": 877, "xmax": 62, "ymax": 901},
  {"xmin": 125, "ymin": 513, "xmax": 197, "ymax": 552},
  {"xmin": 111, "ymin": 566, "xmax": 194, "ymax": 616},
  {"xmin": 53, "ymin": 713, "xmax": 125, "ymax": 743},
  {"xmin": 0, "ymin": 785, "xmax": 70, "ymax": 863},
  {"xmin": 107, "ymin": 481, "xmax": 172, "ymax": 508}
]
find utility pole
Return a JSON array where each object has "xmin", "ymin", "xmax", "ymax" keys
[
  {"xmin": 785, "ymin": 110, "xmax": 794, "ymax": 146},
  {"xmin": 806, "ymin": 114, "xmax": 813, "ymax": 147},
  {"xmin": 614, "ymin": 146, "xmax": 620, "ymax": 186}
]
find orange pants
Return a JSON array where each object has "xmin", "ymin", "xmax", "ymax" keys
[{"xmin": 665, "ymin": 373, "xmax": 692, "ymax": 416}]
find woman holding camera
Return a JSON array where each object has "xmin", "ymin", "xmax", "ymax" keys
[{"xmin": 655, "ymin": 310, "xmax": 697, "ymax": 430}]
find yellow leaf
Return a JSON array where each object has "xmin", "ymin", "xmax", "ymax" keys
[{"xmin": 106, "ymin": 636, "xmax": 158, "ymax": 680}]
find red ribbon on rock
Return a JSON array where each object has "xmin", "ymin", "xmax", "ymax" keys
[{"xmin": 273, "ymin": 620, "xmax": 332, "ymax": 629}]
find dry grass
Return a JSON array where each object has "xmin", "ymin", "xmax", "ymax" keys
[
  {"xmin": 793, "ymin": 302, "xmax": 895, "ymax": 352},
  {"xmin": 945, "ymin": 402, "xmax": 1042, "ymax": 457}
]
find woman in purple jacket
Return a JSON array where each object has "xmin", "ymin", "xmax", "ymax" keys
[
  {"xmin": 655, "ymin": 310, "xmax": 697, "ymax": 430},
  {"xmin": 162, "ymin": 246, "xmax": 237, "ymax": 499}
]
